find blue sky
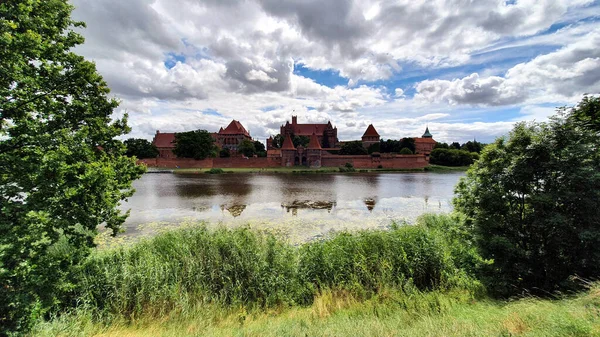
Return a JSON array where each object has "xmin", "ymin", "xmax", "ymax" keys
[{"xmin": 72, "ymin": 0, "xmax": 600, "ymax": 143}]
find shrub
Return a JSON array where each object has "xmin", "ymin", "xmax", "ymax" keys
[
  {"xmin": 454, "ymin": 99, "xmax": 600, "ymax": 296},
  {"xmin": 399, "ymin": 147, "xmax": 413, "ymax": 154},
  {"xmin": 339, "ymin": 162, "xmax": 356, "ymax": 172},
  {"xmin": 207, "ymin": 168, "xmax": 225, "ymax": 174}
]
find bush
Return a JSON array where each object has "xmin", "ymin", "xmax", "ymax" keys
[
  {"xmin": 339, "ymin": 162, "xmax": 356, "ymax": 172},
  {"xmin": 454, "ymin": 100, "xmax": 600, "ymax": 296},
  {"xmin": 399, "ymin": 147, "xmax": 413, "ymax": 155},
  {"xmin": 429, "ymin": 148, "xmax": 474, "ymax": 166},
  {"xmin": 207, "ymin": 168, "xmax": 224, "ymax": 174}
]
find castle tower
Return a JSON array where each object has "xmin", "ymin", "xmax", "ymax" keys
[
  {"xmin": 361, "ymin": 124, "xmax": 380, "ymax": 148},
  {"xmin": 280, "ymin": 133, "xmax": 296, "ymax": 167},
  {"xmin": 306, "ymin": 133, "xmax": 322, "ymax": 168}
]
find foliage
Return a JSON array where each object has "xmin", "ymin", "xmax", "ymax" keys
[
  {"xmin": 253, "ymin": 140, "xmax": 265, "ymax": 153},
  {"xmin": 124, "ymin": 138, "xmax": 158, "ymax": 159},
  {"xmin": 568, "ymin": 95, "xmax": 600, "ymax": 132},
  {"xmin": 460, "ymin": 140, "xmax": 485, "ymax": 153},
  {"xmin": 207, "ymin": 168, "xmax": 225, "ymax": 174},
  {"xmin": 339, "ymin": 141, "xmax": 368, "ymax": 155},
  {"xmin": 238, "ymin": 139, "xmax": 256, "ymax": 157},
  {"xmin": 339, "ymin": 162, "xmax": 356, "ymax": 172},
  {"xmin": 367, "ymin": 142, "xmax": 380, "ymax": 154},
  {"xmin": 399, "ymin": 147, "xmax": 413, "ymax": 154},
  {"xmin": 450, "ymin": 142, "xmax": 461, "ymax": 150},
  {"xmin": 379, "ymin": 138, "xmax": 415, "ymax": 153},
  {"xmin": 0, "ymin": 1, "xmax": 143, "ymax": 333},
  {"xmin": 271, "ymin": 134, "xmax": 283, "ymax": 148},
  {"xmin": 292, "ymin": 135, "xmax": 310, "ymax": 148},
  {"xmin": 219, "ymin": 147, "xmax": 230, "ymax": 158},
  {"xmin": 429, "ymin": 148, "xmax": 475, "ymax": 166},
  {"xmin": 173, "ymin": 130, "xmax": 217, "ymax": 160},
  {"xmin": 454, "ymin": 99, "xmax": 600, "ymax": 296},
  {"xmin": 36, "ymin": 217, "xmax": 481, "ymax": 329}
]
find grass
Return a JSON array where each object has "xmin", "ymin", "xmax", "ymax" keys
[
  {"xmin": 30, "ymin": 214, "xmax": 600, "ymax": 336},
  {"xmin": 425, "ymin": 164, "xmax": 471, "ymax": 172},
  {"xmin": 32, "ymin": 283, "xmax": 600, "ymax": 336}
]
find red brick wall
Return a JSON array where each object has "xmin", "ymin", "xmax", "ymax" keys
[
  {"xmin": 138, "ymin": 154, "xmax": 428, "ymax": 169},
  {"xmin": 321, "ymin": 154, "xmax": 428, "ymax": 169}
]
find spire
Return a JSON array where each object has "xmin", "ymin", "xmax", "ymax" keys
[
  {"xmin": 422, "ymin": 126, "xmax": 433, "ymax": 138},
  {"xmin": 307, "ymin": 133, "xmax": 322, "ymax": 149},
  {"xmin": 281, "ymin": 133, "xmax": 296, "ymax": 150}
]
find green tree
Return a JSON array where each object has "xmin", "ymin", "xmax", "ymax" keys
[
  {"xmin": 461, "ymin": 140, "xmax": 485, "ymax": 153},
  {"xmin": 173, "ymin": 130, "xmax": 217, "ymax": 160},
  {"xmin": 253, "ymin": 140, "xmax": 266, "ymax": 153},
  {"xmin": 398, "ymin": 137, "xmax": 416, "ymax": 153},
  {"xmin": 0, "ymin": 1, "xmax": 143, "ymax": 333},
  {"xmin": 454, "ymin": 100, "xmax": 600, "ymax": 296},
  {"xmin": 219, "ymin": 147, "xmax": 231, "ymax": 158},
  {"xmin": 124, "ymin": 138, "xmax": 158, "ymax": 159},
  {"xmin": 339, "ymin": 141, "xmax": 368, "ymax": 155},
  {"xmin": 399, "ymin": 147, "xmax": 413, "ymax": 154},
  {"xmin": 429, "ymin": 148, "xmax": 474, "ymax": 166},
  {"xmin": 238, "ymin": 139, "xmax": 256, "ymax": 157},
  {"xmin": 272, "ymin": 134, "xmax": 283, "ymax": 148},
  {"xmin": 367, "ymin": 142, "xmax": 380, "ymax": 154},
  {"xmin": 292, "ymin": 134, "xmax": 310, "ymax": 148}
]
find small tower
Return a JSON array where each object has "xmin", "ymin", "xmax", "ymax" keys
[
  {"xmin": 361, "ymin": 124, "xmax": 380, "ymax": 148},
  {"xmin": 280, "ymin": 133, "xmax": 296, "ymax": 167},
  {"xmin": 306, "ymin": 133, "xmax": 322, "ymax": 168}
]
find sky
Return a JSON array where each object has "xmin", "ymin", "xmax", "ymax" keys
[{"xmin": 70, "ymin": 0, "xmax": 600, "ymax": 144}]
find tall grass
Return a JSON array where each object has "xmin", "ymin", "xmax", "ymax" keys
[{"xmin": 36, "ymin": 214, "xmax": 484, "ymax": 334}]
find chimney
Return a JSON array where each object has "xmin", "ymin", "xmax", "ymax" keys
[{"xmin": 292, "ymin": 115, "xmax": 297, "ymax": 125}]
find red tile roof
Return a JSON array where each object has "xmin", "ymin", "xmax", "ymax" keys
[
  {"xmin": 290, "ymin": 123, "xmax": 331, "ymax": 136},
  {"xmin": 219, "ymin": 120, "xmax": 250, "ymax": 137},
  {"xmin": 281, "ymin": 133, "xmax": 296, "ymax": 150},
  {"xmin": 362, "ymin": 124, "xmax": 380, "ymax": 137},
  {"xmin": 307, "ymin": 133, "xmax": 322, "ymax": 149},
  {"xmin": 153, "ymin": 132, "xmax": 176, "ymax": 148}
]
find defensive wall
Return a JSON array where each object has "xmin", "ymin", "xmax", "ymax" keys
[{"xmin": 138, "ymin": 154, "xmax": 428, "ymax": 170}]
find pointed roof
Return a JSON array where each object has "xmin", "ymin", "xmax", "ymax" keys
[
  {"xmin": 219, "ymin": 120, "xmax": 250, "ymax": 137},
  {"xmin": 281, "ymin": 133, "xmax": 296, "ymax": 150},
  {"xmin": 307, "ymin": 133, "xmax": 322, "ymax": 149},
  {"xmin": 362, "ymin": 124, "xmax": 380, "ymax": 137},
  {"xmin": 152, "ymin": 132, "xmax": 176, "ymax": 148},
  {"xmin": 422, "ymin": 126, "xmax": 433, "ymax": 138}
]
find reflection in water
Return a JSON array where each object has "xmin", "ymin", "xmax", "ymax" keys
[{"xmin": 121, "ymin": 172, "xmax": 464, "ymax": 242}]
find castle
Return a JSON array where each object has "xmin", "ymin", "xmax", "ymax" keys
[{"xmin": 149, "ymin": 116, "xmax": 435, "ymax": 169}]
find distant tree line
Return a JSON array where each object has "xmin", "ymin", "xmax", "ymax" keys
[{"xmin": 429, "ymin": 140, "xmax": 486, "ymax": 166}]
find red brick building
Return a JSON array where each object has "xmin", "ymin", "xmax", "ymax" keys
[
  {"xmin": 279, "ymin": 116, "xmax": 338, "ymax": 148},
  {"xmin": 215, "ymin": 120, "xmax": 252, "ymax": 152},
  {"xmin": 152, "ymin": 120, "xmax": 251, "ymax": 158},
  {"xmin": 414, "ymin": 126, "xmax": 436, "ymax": 156}
]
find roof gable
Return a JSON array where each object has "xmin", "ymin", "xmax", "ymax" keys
[
  {"xmin": 281, "ymin": 133, "xmax": 296, "ymax": 150},
  {"xmin": 307, "ymin": 133, "xmax": 322, "ymax": 149},
  {"xmin": 153, "ymin": 132, "xmax": 176, "ymax": 148},
  {"xmin": 220, "ymin": 120, "xmax": 250, "ymax": 136},
  {"xmin": 362, "ymin": 124, "xmax": 380, "ymax": 137}
]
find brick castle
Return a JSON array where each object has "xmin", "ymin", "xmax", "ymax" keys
[{"xmin": 144, "ymin": 116, "xmax": 436, "ymax": 169}]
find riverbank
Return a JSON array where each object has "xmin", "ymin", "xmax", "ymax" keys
[
  {"xmin": 169, "ymin": 165, "xmax": 467, "ymax": 174},
  {"xmin": 31, "ymin": 215, "xmax": 600, "ymax": 336},
  {"xmin": 33, "ymin": 285, "xmax": 600, "ymax": 337}
]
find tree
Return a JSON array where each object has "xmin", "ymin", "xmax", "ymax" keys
[
  {"xmin": 398, "ymin": 138, "xmax": 416, "ymax": 153},
  {"xmin": 173, "ymin": 130, "xmax": 217, "ymax": 160},
  {"xmin": 219, "ymin": 148, "xmax": 231, "ymax": 158},
  {"xmin": 253, "ymin": 140, "xmax": 265, "ymax": 153},
  {"xmin": 454, "ymin": 99, "xmax": 600, "ymax": 296},
  {"xmin": 339, "ymin": 141, "xmax": 368, "ymax": 155},
  {"xmin": 124, "ymin": 138, "xmax": 158, "ymax": 159},
  {"xmin": 238, "ymin": 139, "xmax": 256, "ymax": 157},
  {"xmin": 367, "ymin": 142, "xmax": 380, "ymax": 154},
  {"xmin": 272, "ymin": 134, "xmax": 283, "ymax": 148},
  {"xmin": 450, "ymin": 142, "xmax": 461, "ymax": 150},
  {"xmin": 292, "ymin": 134, "xmax": 310, "ymax": 148},
  {"xmin": 399, "ymin": 147, "xmax": 413, "ymax": 154},
  {"xmin": 461, "ymin": 140, "xmax": 484, "ymax": 153},
  {"xmin": 434, "ymin": 142, "xmax": 450, "ymax": 149},
  {"xmin": 0, "ymin": 1, "xmax": 143, "ymax": 333},
  {"xmin": 429, "ymin": 148, "xmax": 474, "ymax": 166}
]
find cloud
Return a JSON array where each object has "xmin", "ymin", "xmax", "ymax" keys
[{"xmin": 415, "ymin": 29, "xmax": 600, "ymax": 106}]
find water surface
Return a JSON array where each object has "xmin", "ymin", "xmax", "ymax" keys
[{"xmin": 121, "ymin": 172, "xmax": 464, "ymax": 242}]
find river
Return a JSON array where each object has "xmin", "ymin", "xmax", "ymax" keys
[{"xmin": 119, "ymin": 172, "xmax": 464, "ymax": 242}]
